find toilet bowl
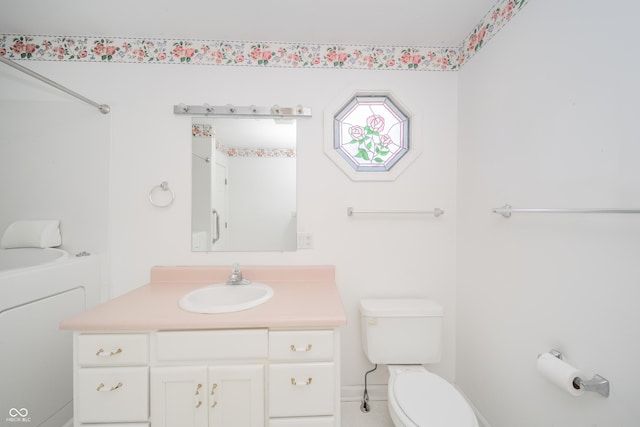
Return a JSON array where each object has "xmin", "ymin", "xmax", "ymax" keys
[
  {"xmin": 387, "ymin": 366, "xmax": 479, "ymax": 427},
  {"xmin": 360, "ymin": 299, "xmax": 479, "ymax": 427}
]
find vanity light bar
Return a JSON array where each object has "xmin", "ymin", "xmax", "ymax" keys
[{"xmin": 173, "ymin": 103, "xmax": 312, "ymax": 117}]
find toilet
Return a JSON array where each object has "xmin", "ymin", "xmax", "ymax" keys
[{"xmin": 360, "ymin": 299, "xmax": 479, "ymax": 427}]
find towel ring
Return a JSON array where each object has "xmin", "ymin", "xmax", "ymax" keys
[{"xmin": 149, "ymin": 181, "xmax": 175, "ymax": 208}]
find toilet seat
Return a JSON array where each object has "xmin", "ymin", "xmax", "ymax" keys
[{"xmin": 388, "ymin": 366, "xmax": 478, "ymax": 427}]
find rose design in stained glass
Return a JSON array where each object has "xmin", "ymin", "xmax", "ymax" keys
[{"xmin": 333, "ymin": 95, "xmax": 409, "ymax": 172}]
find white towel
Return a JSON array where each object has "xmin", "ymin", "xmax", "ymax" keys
[{"xmin": 0, "ymin": 220, "xmax": 62, "ymax": 248}]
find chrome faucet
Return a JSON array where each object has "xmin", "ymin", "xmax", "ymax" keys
[{"xmin": 227, "ymin": 263, "xmax": 250, "ymax": 285}]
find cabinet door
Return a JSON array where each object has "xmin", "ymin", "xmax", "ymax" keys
[
  {"xmin": 151, "ymin": 366, "xmax": 208, "ymax": 427},
  {"xmin": 209, "ymin": 365, "xmax": 264, "ymax": 427}
]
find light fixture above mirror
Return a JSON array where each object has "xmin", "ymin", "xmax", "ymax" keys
[{"xmin": 174, "ymin": 103, "xmax": 311, "ymax": 118}]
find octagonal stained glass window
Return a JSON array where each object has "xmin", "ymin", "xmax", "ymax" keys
[{"xmin": 333, "ymin": 95, "xmax": 410, "ymax": 172}]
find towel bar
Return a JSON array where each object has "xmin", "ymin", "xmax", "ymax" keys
[
  {"xmin": 493, "ymin": 204, "xmax": 640, "ymax": 218},
  {"xmin": 347, "ymin": 207, "xmax": 444, "ymax": 217},
  {"xmin": 149, "ymin": 181, "xmax": 175, "ymax": 208}
]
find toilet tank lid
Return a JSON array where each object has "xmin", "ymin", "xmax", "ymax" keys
[{"xmin": 360, "ymin": 299, "xmax": 443, "ymax": 317}]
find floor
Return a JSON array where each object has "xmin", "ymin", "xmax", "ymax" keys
[
  {"xmin": 341, "ymin": 400, "xmax": 394, "ymax": 427},
  {"xmin": 341, "ymin": 400, "xmax": 487, "ymax": 427}
]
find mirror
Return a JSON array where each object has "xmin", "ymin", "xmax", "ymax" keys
[{"xmin": 191, "ymin": 117, "xmax": 297, "ymax": 252}]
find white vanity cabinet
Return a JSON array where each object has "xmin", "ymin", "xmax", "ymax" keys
[{"xmin": 72, "ymin": 328, "xmax": 340, "ymax": 427}]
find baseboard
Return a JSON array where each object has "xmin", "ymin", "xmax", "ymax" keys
[
  {"xmin": 60, "ymin": 419, "xmax": 73, "ymax": 427},
  {"xmin": 341, "ymin": 384, "xmax": 387, "ymax": 402},
  {"xmin": 454, "ymin": 384, "xmax": 493, "ymax": 427}
]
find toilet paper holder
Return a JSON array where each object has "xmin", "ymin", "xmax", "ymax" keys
[{"xmin": 545, "ymin": 349, "xmax": 610, "ymax": 398}]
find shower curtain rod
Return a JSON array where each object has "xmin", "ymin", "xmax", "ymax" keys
[{"xmin": 0, "ymin": 56, "xmax": 110, "ymax": 114}]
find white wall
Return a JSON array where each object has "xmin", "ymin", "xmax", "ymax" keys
[
  {"xmin": 227, "ymin": 156, "xmax": 296, "ymax": 251},
  {"xmin": 0, "ymin": 82, "xmax": 110, "ymax": 257},
  {"xmin": 457, "ymin": 1, "xmax": 640, "ymax": 425},
  {"xmin": 0, "ymin": 61, "xmax": 458, "ymax": 388}
]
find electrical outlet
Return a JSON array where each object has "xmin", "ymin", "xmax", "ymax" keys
[{"xmin": 297, "ymin": 232, "xmax": 314, "ymax": 249}]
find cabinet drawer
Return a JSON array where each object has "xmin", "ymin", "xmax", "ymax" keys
[
  {"xmin": 77, "ymin": 367, "xmax": 149, "ymax": 423},
  {"xmin": 269, "ymin": 330, "xmax": 334, "ymax": 361},
  {"xmin": 269, "ymin": 417, "xmax": 334, "ymax": 427},
  {"xmin": 269, "ymin": 363, "xmax": 335, "ymax": 417},
  {"xmin": 155, "ymin": 329, "xmax": 267, "ymax": 361},
  {"xmin": 78, "ymin": 334, "xmax": 148, "ymax": 366}
]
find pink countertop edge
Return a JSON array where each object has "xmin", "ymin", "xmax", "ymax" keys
[{"xmin": 60, "ymin": 265, "xmax": 348, "ymax": 331}]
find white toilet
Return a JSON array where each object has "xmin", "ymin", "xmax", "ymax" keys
[{"xmin": 360, "ymin": 299, "xmax": 479, "ymax": 427}]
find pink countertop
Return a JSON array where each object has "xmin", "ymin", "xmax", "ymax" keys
[{"xmin": 60, "ymin": 265, "xmax": 347, "ymax": 331}]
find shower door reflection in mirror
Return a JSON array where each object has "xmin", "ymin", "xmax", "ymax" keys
[{"xmin": 191, "ymin": 118, "xmax": 297, "ymax": 252}]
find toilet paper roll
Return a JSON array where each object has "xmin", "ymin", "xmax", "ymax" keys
[{"xmin": 536, "ymin": 352, "xmax": 585, "ymax": 397}]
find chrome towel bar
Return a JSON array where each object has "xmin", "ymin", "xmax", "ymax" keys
[
  {"xmin": 347, "ymin": 207, "xmax": 444, "ymax": 217},
  {"xmin": 493, "ymin": 204, "xmax": 640, "ymax": 218}
]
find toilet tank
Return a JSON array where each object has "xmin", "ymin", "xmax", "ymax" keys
[{"xmin": 360, "ymin": 299, "xmax": 443, "ymax": 364}]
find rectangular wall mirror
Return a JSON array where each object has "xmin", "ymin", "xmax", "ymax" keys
[{"xmin": 191, "ymin": 117, "xmax": 297, "ymax": 252}]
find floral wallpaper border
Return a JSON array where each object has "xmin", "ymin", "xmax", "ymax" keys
[
  {"xmin": 192, "ymin": 124, "xmax": 213, "ymax": 138},
  {"xmin": 0, "ymin": 0, "xmax": 527, "ymax": 72},
  {"xmin": 193, "ymin": 124, "xmax": 295, "ymax": 158},
  {"xmin": 222, "ymin": 146, "xmax": 296, "ymax": 159},
  {"xmin": 459, "ymin": 0, "xmax": 528, "ymax": 67}
]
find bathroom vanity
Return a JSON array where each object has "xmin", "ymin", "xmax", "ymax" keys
[{"xmin": 60, "ymin": 266, "xmax": 347, "ymax": 427}]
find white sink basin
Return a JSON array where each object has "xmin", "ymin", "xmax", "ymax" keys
[{"xmin": 179, "ymin": 282, "xmax": 274, "ymax": 314}]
